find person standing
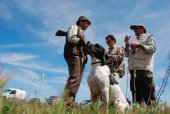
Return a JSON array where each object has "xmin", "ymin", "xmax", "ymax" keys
[
  {"xmin": 105, "ymin": 34, "xmax": 129, "ymax": 112},
  {"xmin": 105, "ymin": 34, "xmax": 125, "ymax": 85},
  {"xmin": 124, "ymin": 24, "xmax": 156, "ymax": 106},
  {"xmin": 63, "ymin": 16, "xmax": 91, "ymax": 106}
]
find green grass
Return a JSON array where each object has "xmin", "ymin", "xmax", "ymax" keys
[
  {"xmin": 0, "ymin": 96, "xmax": 170, "ymax": 114},
  {"xmin": 1, "ymin": 73, "xmax": 170, "ymax": 114}
]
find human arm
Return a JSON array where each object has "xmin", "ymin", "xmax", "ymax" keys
[
  {"xmin": 106, "ymin": 47, "xmax": 125, "ymax": 63},
  {"xmin": 142, "ymin": 35, "xmax": 156, "ymax": 54},
  {"xmin": 124, "ymin": 35, "xmax": 130, "ymax": 57},
  {"xmin": 67, "ymin": 25, "xmax": 85, "ymax": 44},
  {"xmin": 130, "ymin": 35, "xmax": 156, "ymax": 54}
]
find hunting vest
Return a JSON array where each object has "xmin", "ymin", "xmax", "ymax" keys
[
  {"xmin": 128, "ymin": 34, "xmax": 155, "ymax": 72},
  {"xmin": 64, "ymin": 25, "xmax": 87, "ymax": 59}
]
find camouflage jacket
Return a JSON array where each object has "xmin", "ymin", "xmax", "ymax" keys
[{"xmin": 105, "ymin": 45, "xmax": 125, "ymax": 78}]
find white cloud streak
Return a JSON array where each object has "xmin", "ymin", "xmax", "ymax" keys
[
  {"xmin": 0, "ymin": 43, "xmax": 43, "ymax": 49},
  {"xmin": 11, "ymin": 0, "xmax": 93, "ymax": 52},
  {"xmin": 0, "ymin": 53, "xmax": 36, "ymax": 62},
  {"xmin": 45, "ymin": 77, "xmax": 67, "ymax": 84},
  {"xmin": 0, "ymin": 52, "xmax": 67, "ymax": 74},
  {"xmin": 0, "ymin": 3, "xmax": 14, "ymax": 21}
]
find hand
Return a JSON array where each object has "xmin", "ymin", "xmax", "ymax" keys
[
  {"xmin": 130, "ymin": 43, "xmax": 140, "ymax": 49},
  {"xmin": 124, "ymin": 35, "xmax": 130, "ymax": 44},
  {"xmin": 105, "ymin": 53, "xmax": 109, "ymax": 59},
  {"xmin": 109, "ymin": 73, "xmax": 119, "ymax": 85},
  {"xmin": 105, "ymin": 52, "xmax": 112, "ymax": 58},
  {"xmin": 78, "ymin": 38, "xmax": 85, "ymax": 45}
]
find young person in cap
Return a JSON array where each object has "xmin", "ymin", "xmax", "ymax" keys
[
  {"xmin": 63, "ymin": 16, "xmax": 91, "ymax": 106},
  {"xmin": 105, "ymin": 34, "xmax": 125, "ymax": 85},
  {"xmin": 124, "ymin": 24, "xmax": 156, "ymax": 106}
]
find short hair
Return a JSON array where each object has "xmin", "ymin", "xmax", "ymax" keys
[{"xmin": 105, "ymin": 34, "xmax": 116, "ymax": 44}]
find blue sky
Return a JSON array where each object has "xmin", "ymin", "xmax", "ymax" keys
[{"xmin": 0, "ymin": 0, "xmax": 170, "ymax": 104}]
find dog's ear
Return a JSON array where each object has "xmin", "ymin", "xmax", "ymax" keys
[
  {"xmin": 86, "ymin": 41, "xmax": 93, "ymax": 55},
  {"xmin": 87, "ymin": 41, "xmax": 91, "ymax": 45},
  {"xmin": 93, "ymin": 43, "xmax": 105, "ymax": 65}
]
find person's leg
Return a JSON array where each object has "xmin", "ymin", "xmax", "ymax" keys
[
  {"xmin": 129, "ymin": 70, "xmax": 136, "ymax": 103},
  {"xmin": 136, "ymin": 70, "xmax": 156, "ymax": 106},
  {"xmin": 63, "ymin": 56, "xmax": 81, "ymax": 105},
  {"xmin": 135, "ymin": 71, "xmax": 144, "ymax": 105},
  {"xmin": 142, "ymin": 70, "xmax": 156, "ymax": 106}
]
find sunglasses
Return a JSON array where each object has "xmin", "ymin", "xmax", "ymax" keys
[
  {"xmin": 106, "ymin": 40, "xmax": 112, "ymax": 44},
  {"xmin": 134, "ymin": 27, "xmax": 141, "ymax": 30}
]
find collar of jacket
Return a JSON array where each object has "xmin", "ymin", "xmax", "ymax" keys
[
  {"xmin": 136, "ymin": 33, "xmax": 146, "ymax": 40},
  {"xmin": 109, "ymin": 44, "xmax": 117, "ymax": 50}
]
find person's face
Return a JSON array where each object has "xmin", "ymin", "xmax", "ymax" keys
[
  {"xmin": 133, "ymin": 27, "xmax": 144, "ymax": 36},
  {"xmin": 79, "ymin": 20, "xmax": 90, "ymax": 30},
  {"xmin": 106, "ymin": 37, "xmax": 114, "ymax": 48}
]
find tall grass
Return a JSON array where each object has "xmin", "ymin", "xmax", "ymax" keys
[
  {"xmin": 1, "ymin": 72, "xmax": 170, "ymax": 114},
  {"xmin": 0, "ymin": 96, "xmax": 170, "ymax": 114}
]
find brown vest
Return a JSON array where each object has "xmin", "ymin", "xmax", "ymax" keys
[{"xmin": 64, "ymin": 27, "xmax": 87, "ymax": 59}]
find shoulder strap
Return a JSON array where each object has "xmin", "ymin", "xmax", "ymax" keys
[{"xmin": 146, "ymin": 34, "xmax": 156, "ymax": 46}]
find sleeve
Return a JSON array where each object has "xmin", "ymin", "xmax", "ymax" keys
[
  {"xmin": 142, "ymin": 35, "xmax": 157, "ymax": 54},
  {"xmin": 67, "ymin": 25, "xmax": 81, "ymax": 44},
  {"xmin": 125, "ymin": 44, "xmax": 130, "ymax": 57},
  {"xmin": 116, "ymin": 47, "xmax": 125, "ymax": 62}
]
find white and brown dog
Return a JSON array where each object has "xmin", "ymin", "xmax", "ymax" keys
[{"xmin": 86, "ymin": 42, "xmax": 110, "ymax": 108}]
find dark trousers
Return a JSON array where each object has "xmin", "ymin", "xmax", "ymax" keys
[
  {"xmin": 63, "ymin": 56, "xmax": 86, "ymax": 105},
  {"xmin": 129, "ymin": 70, "xmax": 156, "ymax": 106}
]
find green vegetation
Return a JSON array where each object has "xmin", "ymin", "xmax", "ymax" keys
[
  {"xmin": 1, "ymin": 73, "xmax": 170, "ymax": 114},
  {"xmin": 0, "ymin": 96, "xmax": 170, "ymax": 114}
]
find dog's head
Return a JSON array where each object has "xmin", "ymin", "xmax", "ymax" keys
[{"xmin": 86, "ymin": 41, "xmax": 105, "ymax": 65}]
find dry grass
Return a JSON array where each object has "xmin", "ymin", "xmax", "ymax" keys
[
  {"xmin": 0, "ymin": 97, "xmax": 170, "ymax": 114},
  {"xmin": 0, "ymin": 71, "xmax": 170, "ymax": 114},
  {"xmin": 0, "ymin": 76, "xmax": 8, "ymax": 88}
]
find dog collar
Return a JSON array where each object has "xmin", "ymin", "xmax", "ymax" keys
[{"xmin": 91, "ymin": 62, "xmax": 101, "ymax": 65}]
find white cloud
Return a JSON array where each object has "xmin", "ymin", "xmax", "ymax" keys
[
  {"xmin": 0, "ymin": 3, "xmax": 14, "ymax": 21},
  {"xmin": 18, "ymin": 68, "xmax": 40, "ymax": 80},
  {"xmin": 26, "ymin": 26, "xmax": 66, "ymax": 54},
  {"xmin": 0, "ymin": 43, "xmax": 43, "ymax": 49},
  {"xmin": 12, "ymin": 0, "xmax": 93, "ymax": 50},
  {"xmin": 0, "ymin": 53, "xmax": 36, "ymax": 62},
  {"xmin": 45, "ymin": 77, "xmax": 67, "ymax": 84},
  {"xmin": 4, "ymin": 68, "xmax": 40, "ymax": 87},
  {"xmin": 14, "ymin": 0, "xmax": 92, "ymax": 29},
  {"xmin": 142, "ymin": 13, "xmax": 160, "ymax": 20},
  {"xmin": 19, "ymin": 72, "xmax": 51, "ymax": 98},
  {"xmin": 0, "ymin": 52, "xmax": 67, "ymax": 74}
]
